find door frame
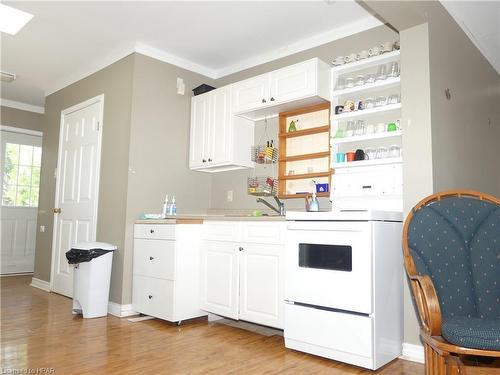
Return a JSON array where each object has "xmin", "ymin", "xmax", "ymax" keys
[{"xmin": 49, "ymin": 94, "xmax": 104, "ymax": 291}]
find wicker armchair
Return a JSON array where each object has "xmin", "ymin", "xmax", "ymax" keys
[{"xmin": 403, "ymin": 190, "xmax": 499, "ymax": 374}]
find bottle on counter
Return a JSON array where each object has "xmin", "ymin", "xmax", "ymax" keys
[
  {"xmin": 162, "ymin": 195, "xmax": 169, "ymax": 218},
  {"xmin": 169, "ymin": 196, "xmax": 177, "ymax": 215}
]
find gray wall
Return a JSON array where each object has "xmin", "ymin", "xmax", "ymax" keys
[
  {"xmin": 427, "ymin": 5, "xmax": 500, "ymax": 197},
  {"xmin": 34, "ymin": 55, "xmax": 135, "ymax": 304},
  {"xmin": 210, "ymin": 24, "xmax": 398, "ymax": 211},
  {"xmin": 120, "ymin": 54, "xmax": 213, "ymax": 304},
  {"xmin": 1, "ymin": 106, "xmax": 43, "ymax": 132}
]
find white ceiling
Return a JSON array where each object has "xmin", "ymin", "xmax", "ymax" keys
[
  {"xmin": 0, "ymin": 1, "xmax": 380, "ymax": 108},
  {"xmin": 441, "ymin": 1, "xmax": 500, "ymax": 75}
]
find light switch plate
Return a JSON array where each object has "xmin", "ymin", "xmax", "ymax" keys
[{"xmin": 226, "ymin": 190, "xmax": 233, "ymax": 202}]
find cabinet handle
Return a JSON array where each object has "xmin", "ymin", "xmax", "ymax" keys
[
  {"xmin": 148, "ymin": 295, "xmax": 153, "ymax": 299},
  {"xmin": 262, "ymin": 99, "xmax": 267, "ymax": 103},
  {"xmin": 208, "ymin": 158, "xmax": 212, "ymax": 162},
  {"xmin": 270, "ymin": 97, "xmax": 275, "ymax": 102},
  {"xmin": 150, "ymin": 229, "xmax": 155, "ymax": 234},
  {"xmin": 202, "ymin": 159, "xmax": 207, "ymax": 163},
  {"xmin": 149, "ymin": 256, "xmax": 154, "ymax": 261},
  {"xmin": 239, "ymin": 247, "xmax": 244, "ymax": 252}
]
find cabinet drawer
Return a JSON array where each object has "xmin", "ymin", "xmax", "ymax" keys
[
  {"xmin": 204, "ymin": 222, "xmax": 240, "ymax": 242},
  {"xmin": 134, "ymin": 224, "xmax": 176, "ymax": 240},
  {"xmin": 285, "ymin": 303, "xmax": 373, "ymax": 359},
  {"xmin": 242, "ymin": 222, "xmax": 285, "ymax": 244},
  {"xmin": 132, "ymin": 275, "xmax": 174, "ymax": 321},
  {"xmin": 133, "ymin": 239, "xmax": 175, "ymax": 280}
]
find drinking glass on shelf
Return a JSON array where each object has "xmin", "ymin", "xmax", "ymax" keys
[
  {"xmin": 376, "ymin": 123, "xmax": 386, "ymax": 133},
  {"xmin": 355, "ymin": 75, "xmax": 365, "ymax": 87},
  {"xmin": 364, "ymin": 98, "xmax": 375, "ymax": 109},
  {"xmin": 388, "ymin": 94, "xmax": 400, "ymax": 105},
  {"xmin": 388, "ymin": 61, "xmax": 400, "ymax": 78},
  {"xmin": 336, "ymin": 78, "xmax": 346, "ymax": 90},
  {"xmin": 365, "ymin": 73, "xmax": 376, "ymax": 84},
  {"xmin": 389, "ymin": 145, "xmax": 401, "ymax": 158},
  {"xmin": 376, "ymin": 65, "xmax": 387, "ymax": 81},
  {"xmin": 375, "ymin": 96, "xmax": 387, "ymax": 107},
  {"xmin": 345, "ymin": 120, "xmax": 355, "ymax": 137},
  {"xmin": 345, "ymin": 77, "xmax": 355, "ymax": 88},
  {"xmin": 376, "ymin": 146, "xmax": 388, "ymax": 159},
  {"xmin": 366, "ymin": 123, "xmax": 375, "ymax": 134},
  {"xmin": 354, "ymin": 120, "xmax": 366, "ymax": 136},
  {"xmin": 365, "ymin": 148, "xmax": 376, "ymax": 160}
]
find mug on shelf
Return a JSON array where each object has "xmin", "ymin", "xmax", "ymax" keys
[
  {"xmin": 336, "ymin": 152, "xmax": 346, "ymax": 163},
  {"xmin": 346, "ymin": 152, "xmax": 356, "ymax": 162},
  {"xmin": 369, "ymin": 46, "xmax": 381, "ymax": 56},
  {"xmin": 333, "ymin": 56, "xmax": 345, "ymax": 66},
  {"xmin": 380, "ymin": 41, "xmax": 393, "ymax": 53}
]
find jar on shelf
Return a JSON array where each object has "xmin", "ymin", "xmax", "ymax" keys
[{"xmin": 355, "ymin": 75, "xmax": 365, "ymax": 87}]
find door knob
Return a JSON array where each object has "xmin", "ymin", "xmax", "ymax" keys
[
  {"xmin": 239, "ymin": 247, "xmax": 244, "ymax": 251},
  {"xmin": 270, "ymin": 97, "xmax": 275, "ymax": 101},
  {"xmin": 202, "ymin": 159, "xmax": 207, "ymax": 163},
  {"xmin": 148, "ymin": 295, "xmax": 153, "ymax": 299},
  {"xmin": 150, "ymin": 229, "xmax": 155, "ymax": 234},
  {"xmin": 149, "ymin": 256, "xmax": 154, "ymax": 260},
  {"xmin": 208, "ymin": 158, "xmax": 212, "ymax": 162},
  {"xmin": 53, "ymin": 208, "xmax": 62, "ymax": 214},
  {"xmin": 262, "ymin": 99, "xmax": 267, "ymax": 103}
]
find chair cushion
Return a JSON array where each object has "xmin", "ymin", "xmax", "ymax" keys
[
  {"xmin": 442, "ymin": 317, "xmax": 500, "ymax": 350},
  {"xmin": 408, "ymin": 197, "xmax": 499, "ymax": 320}
]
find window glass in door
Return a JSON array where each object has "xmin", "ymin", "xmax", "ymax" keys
[{"xmin": 2, "ymin": 142, "xmax": 42, "ymax": 207}]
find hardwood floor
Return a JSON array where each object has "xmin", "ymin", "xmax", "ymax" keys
[{"xmin": 1, "ymin": 276, "xmax": 423, "ymax": 374}]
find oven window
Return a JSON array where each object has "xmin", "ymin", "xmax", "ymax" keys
[{"xmin": 298, "ymin": 243, "xmax": 352, "ymax": 272}]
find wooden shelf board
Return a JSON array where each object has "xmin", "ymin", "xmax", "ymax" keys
[
  {"xmin": 280, "ymin": 151, "xmax": 330, "ymax": 162},
  {"xmin": 281, "ymin": 171, "xmax": 332, "ymax": 180},
  {"xmin": 279, "ymin": 125, "xmax": 330, "ymax": 139},
  {"xmin": 279, "ymin": 192, "xmax": 330, "ymax": 199}
]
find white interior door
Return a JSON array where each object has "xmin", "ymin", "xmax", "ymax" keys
[
  {"xmin": 51, "ymin": 95, "xmax": 103, "ymax": 297},
  {"xmin": 0, "ymin": 129, "xmax": 42, "ymax": 274}
]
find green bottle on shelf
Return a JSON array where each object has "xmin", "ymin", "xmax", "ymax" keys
[{"xmin": 288, "ymin": 120, "xmax": 297, "ymax": 132}]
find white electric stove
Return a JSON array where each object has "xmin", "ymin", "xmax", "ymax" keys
[{"xmin": 284, "ymin": 208, "xmax": 403, "ymax": 370}]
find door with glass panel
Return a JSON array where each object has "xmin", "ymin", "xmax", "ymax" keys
[{"xmin": 0, "ymin": 130, "xmax": 42, "ymax": 274}]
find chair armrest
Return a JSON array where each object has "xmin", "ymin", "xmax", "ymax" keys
[{"xmin": 408, "ymin": 275, "xmax": 442, "ymax": 336}]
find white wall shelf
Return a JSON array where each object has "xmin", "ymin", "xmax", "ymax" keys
[
  {"xmin": 331, "ymin": 130, "xmax": 402, "ymax": 145},
  {"xmin": 332, "ymin": 77, "xmax": 400, "ymax": 97},
  {"xmin": 331, "ymin": 103, "xmax": 401, "ymax": 121},
  {"xmin": 331, "ymin": 50, "xmax": 400, "ymax": 75},
  {"xmin": 333, "ymin": 157, "xmax": 402, "ymax": 169}
]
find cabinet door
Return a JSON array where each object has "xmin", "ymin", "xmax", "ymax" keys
[
  {"xmin": 239, "ymin": 243, "xmax": 284, "ymax": 329},
  {"xmin": 208, "ymin": 86, "xmax": 232, "ymax": 165},
  {"xmin": 189, "ymin": 93, "xmax": 210, "ymax": 168},
  {"xmin": 270, "ymin": 59, "xmax": 316, "ymax": 103},
  {"xmin": 200, "ymin": 241, "xmax": 239, "ymax": 319},
  {"xmin": 232, "ymin": 74, "xmax": 270, "ymax": 113}
]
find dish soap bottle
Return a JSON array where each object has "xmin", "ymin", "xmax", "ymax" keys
[
  {"xmin": 169, "ymin": 196, "xmax": 177, "ymax": 215},
  {"xmin": 288, "ymin": 120, "xmax": 297, "ymax": 133},
  {"xmin": 162, "ymin": 195, "xmax": 169, "ymax": 218},
  {"xmin": 309, "ymin": 192, "xmax": 320, "ymax": 212}
]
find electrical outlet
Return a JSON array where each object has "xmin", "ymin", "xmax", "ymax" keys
[
  {"xmin": 39, "ymin": 225, "xmax": 45, "ymax": 233},
  {"xmin": 226, "ymin": 190, "xmax": 233, "ymax": 202}
]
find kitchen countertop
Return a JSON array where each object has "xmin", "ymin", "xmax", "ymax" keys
[{"xmin": 135, "ymin": 214, "xmax": 286, "ymax": 224}]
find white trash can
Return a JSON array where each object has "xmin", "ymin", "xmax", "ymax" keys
[{"xmin": 66, "ymin": 242, "xmax": 117, "ymax": 318}]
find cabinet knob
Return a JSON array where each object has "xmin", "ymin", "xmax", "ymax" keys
[
  {"xmin": 262, "ymin": 98, "xmax": 267, "ymax": 103},
  {"xmin": 150, "ymin": 229, "xmax": 155, "ymax": 234},
  {"xmin": 202, "ymin": 159, "xmax": 207, "ymax": 163},
  {"xmin": 270, "ymin": 97, "xmax": 275, "ymax": 102},
  {"xmin": 208, "ymin": 158, "xmax": 212, "ymax": 162},
  {"xmin": 239, "ymin": 247, "xmax": 244, "ymax": 252},
  {"xmin": 149, "ymin": 256, "xmax": 154, "ymax": 261},
  {"xmin": 148, "ymin": 295, "xmax": 153, "ymax": 299}
]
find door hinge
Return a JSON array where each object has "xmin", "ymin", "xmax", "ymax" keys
[{"xmin": 97, "ymin": 121, "xmax": 100, "ymax": 131}]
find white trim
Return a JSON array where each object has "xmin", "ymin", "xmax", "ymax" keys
[
  {"xmin": 1, "ymin": 99, "xmax": 44, "ymax": 114},
  {"xmin": 108, "ymin": 302, "xmax": 137, "ymax": 318},
  {"xmin": 215, "ymin": 17, "xmax": 382, "ymax": 78},
  {"xmin": 400, "ymin": 342, "xmax": 425, "ymax": 364},
  {"xmin": 45, "ymin": 46, "xmax": 135, "ymax": 96},
  {"xmin": 0, "ymin": 125, "xmax": 43, "ymax": 137},
  {"xmin": 30, "ymin": 277, "xmax": 51, "ymax": 292},
  {"xmin": 134, "ymin": 43, "xmax": 218, "ymax": 79},
  {"xmin": 49, "ymin": 94, "xmax": 104, "ymax": 294}
]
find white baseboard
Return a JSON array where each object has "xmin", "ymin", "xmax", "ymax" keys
[
  {"xmin": 30, "ymin": 277, "xmax": 51, "ymax": 292},
  {"xmin": 108, "ymin": 302, "xmax": 137, "ymax": 318},
  {"xmin": 400, "ymin": 342, "xmax": 425, "ymax": 364}
]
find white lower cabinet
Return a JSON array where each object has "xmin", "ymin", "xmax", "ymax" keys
[
  {"xmin": 200, "ymin": 221, "xmax": 285, "ymax": 329},
  {"xmin": 132, "ymin": 224, "xmax": 207, "ymax": 322}
]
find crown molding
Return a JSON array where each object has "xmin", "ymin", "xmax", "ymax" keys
[
  {"xmin": 0, "ymin": 98, "xmax": 45, "ymax": 114},
  {"xmin": 214, "ymin": 16, "xmax": 382, "ymax": 78},
  {"xmin": 134, "ymin": 43, "xmax": 218, "ymax": 79}
]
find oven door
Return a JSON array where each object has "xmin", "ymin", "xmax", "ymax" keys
[{"xmin": 285, "ymin": 221, "xmax": 373, "ymax": 314}]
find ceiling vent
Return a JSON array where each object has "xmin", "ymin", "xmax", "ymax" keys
[{"xmin": 1, "ymin": 71, "xmax": 16, "ymax": 82}]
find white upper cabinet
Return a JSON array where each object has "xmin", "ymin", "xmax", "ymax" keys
[
  {"xmin": 232, "ymin": 74, "xmax": 270, "ymax": 113},
  {"xmin": 189, "ymin": 86, "xmax": 254, "ymax": 173},
  {"xmin": 231, "ymin": 58, "xmax": 330, "ymax": 120}
]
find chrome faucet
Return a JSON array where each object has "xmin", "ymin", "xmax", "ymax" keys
[{"xmin": 256, "ymin": 196, "xmax": 285, "ymax": 216}]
